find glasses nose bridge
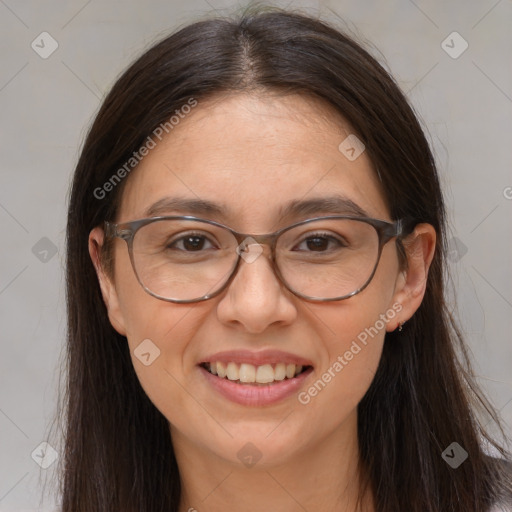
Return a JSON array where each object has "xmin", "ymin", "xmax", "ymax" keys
[
  {"xmin": 231, "ymin": 230, "xmax": 279, "ymax": 254},
  {"xmin": 227, "ymin": 231, "xmax": 286, "ymax": 298}
]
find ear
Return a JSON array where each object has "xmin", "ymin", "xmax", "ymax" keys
[
  {"xmin": 88, "ymin": 226, "xmax": 127, "ymax": 336},
  {"xmin": 386, "ymin": 223, "xmax": 436, "ymax": 332}
]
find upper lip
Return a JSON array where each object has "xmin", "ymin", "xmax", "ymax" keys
[{"xmin": 199, "ymin": 349, "xmax": 314, "ymax": 367}]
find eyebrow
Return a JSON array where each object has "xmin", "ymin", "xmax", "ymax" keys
[
  {"xmin": 280, "ymin": 196, "xmax": 369, "ymax": 219},
  {"xmin": 144, "ymin": 197, "xmax": 225, "ymax": 218},
  {"xmin": 143, "ymin": 195, "xmax": 370, "ymax": 221}
]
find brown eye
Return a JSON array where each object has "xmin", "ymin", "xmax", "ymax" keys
[
  {"xmin": 168, "ymin": 233, "xmax": 216, "ymax": 251},
  {"xmin": 294, "ymin": 233, "xmax": 345, "ymax": 252}
]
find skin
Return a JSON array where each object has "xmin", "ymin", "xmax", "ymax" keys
[{"xmin": 89, "ymin": 92, "xmax": 436, "ymax": 512}]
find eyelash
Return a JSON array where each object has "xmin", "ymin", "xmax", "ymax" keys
[
  {"xmin": 293, "ymin": 232, "xmax": 346, "ymax": 251},
  {"xmin": 167, "ymin": 231, "xmax": 347, "ymax": 252},
  {"xmin": 167, "ymin": 232, "xmax": 218, "ymax": 251}
]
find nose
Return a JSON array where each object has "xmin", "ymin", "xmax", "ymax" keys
[{"xmin": 215, "ymin": 243, "xmax": 298, "ymax": 334}]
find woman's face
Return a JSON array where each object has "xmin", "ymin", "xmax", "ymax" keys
[{"xmin": 90, "ymin": 92, "xmax": 427, "ymax": 468}]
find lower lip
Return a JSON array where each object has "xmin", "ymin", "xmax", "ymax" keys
[{"xmin": 198, "ymin": 365, "xmax": 314, "ymax": 406}]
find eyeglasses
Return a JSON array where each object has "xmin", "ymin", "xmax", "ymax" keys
[{"xmin": 104, "ymin": 215, "xmax": 409, "ymax": 303}]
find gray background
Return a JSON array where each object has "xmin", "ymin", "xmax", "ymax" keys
[{"xmin": 0, "ymin": 0, "xmax": 511, "ymax": 510}]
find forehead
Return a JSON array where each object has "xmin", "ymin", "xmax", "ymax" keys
[{"xmin": 118, "ymin": 92, "xmax": 389, "ymax": 228}]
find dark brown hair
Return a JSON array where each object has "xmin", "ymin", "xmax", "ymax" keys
[{"xmin": 48, "ymin": 5, "xmax": 511, "ymax": 511}]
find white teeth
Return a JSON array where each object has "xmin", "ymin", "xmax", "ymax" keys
[
  {"xmin": 226, "ymin": 362, "xmax": 239, "ymax": 381},
  {"xmin": 216, "ymin": 361, "xmax": 227, "ymax": 378},
  {"xmin": 239, "ymin": 363, "xmax": 256, "ymax": 383},
  {"xmin": 274, "ymin": 363, "xmax": 286, "ymax": 381},
  {"xmin": 285, "ymin": 363, "xmax": 296, "ymax": 379},
  {"xmin": 204, "ymin": 361, "xmax": 307, "ymax": 383},
  {"xmin": 255, "ymin": 364, "xmax": 274, "ymax": 383}
]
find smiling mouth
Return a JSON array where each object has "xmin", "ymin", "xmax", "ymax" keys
[{"xmin": 200, "ymin": 361, "xmax": 312, "ymax": 385}]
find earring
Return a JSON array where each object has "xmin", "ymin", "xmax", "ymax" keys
[{"xmin": 398, "ymin": 321, "xmax": 404, "ymax": 332}]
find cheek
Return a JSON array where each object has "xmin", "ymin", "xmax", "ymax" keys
[
  {"xmin": 113, "ymin": 244, "xmax": 195, "ymax": 344},
  {"xmin": 318, "ymin": 302, "xmax": 387, "ymax": 391},
  {"xmin": 296, "ymin": 248, "xmax": 400, "ymax": 428},
  {"xmin": 294, "ymin": 304, "xmax": 387, "ymax": 445},
  {"xmin": 112, "ymin": 247, "xmax": 205, "ymax": 406},
  {"xmin": 327, "ymin": 327, "xmax": 385, "ymax": 403},
  {"xmin": 119, "ymin": 300, "xmax": 208, "ymax": 425}
]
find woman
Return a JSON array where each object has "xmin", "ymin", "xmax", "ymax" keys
[{"xmin": 56, "ymin": 6, "xmax": 512, "ymax": 511}]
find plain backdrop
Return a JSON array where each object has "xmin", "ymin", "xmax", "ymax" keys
[{"xmin": 0, "ymin": 0, "xmax": 511, "ymax": 510}]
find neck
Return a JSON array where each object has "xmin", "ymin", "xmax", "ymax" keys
[{"xmin": 172, "ymin": 411, "xmax": 374, "ymax": 512}]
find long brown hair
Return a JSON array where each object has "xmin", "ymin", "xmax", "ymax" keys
[{"xmin": 48, "ymin": 6, "xmax": 511, "ymax": 511}]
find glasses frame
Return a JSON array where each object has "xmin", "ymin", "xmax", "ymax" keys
[{"xmin": 104, "ymin": 215, "xmax": 409, "ymax": 304}]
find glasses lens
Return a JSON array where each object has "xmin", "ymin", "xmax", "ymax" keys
[
  {"xmin": 132, "ymin": 219, "xmax": 238, "ymax": 301},
  {"xmin": 276, "ymin": 218, "xmax": 380, "ymax": 299}
]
